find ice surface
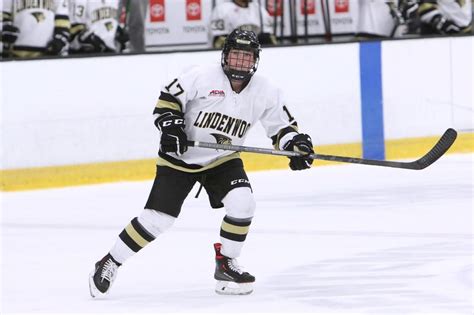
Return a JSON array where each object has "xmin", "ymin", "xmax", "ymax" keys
[{"xmin": 1, "ymin": 154, "xmax": 472, "ymax": 314}]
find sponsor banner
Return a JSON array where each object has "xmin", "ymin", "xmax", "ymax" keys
[
  {"xmin": 335, "ymin": 0, "xmax": 349, "ymax": 13},
  {"xmin": 268, "ymin": 0, "xmax": 356, "ymax": 37},
  {"xmin": 146, "ymin": 0, "xmax": 211, "ymax": 47},
  {"xmin": 300, "ymin": 0, "xmax": 316, "ymax": 15},
  {"xmin": 295, "ymin": 0, "xmax": 325, "ymax": 36},
  {"xmin": 144, "ymin": 0, "xmax": 388, "ymax": 46},
  {"xmin": 328, "ymin": 0, "xmax": 357, "ymax": 34},
  {"xmin": 150, "ymin": 0, "xmax": 165, "ymax": 22},
  {"xmin": 267, "ymin": 0, "xmax": 283, "ymax": 17},
  {"xmin": 186, "ymin": 0, "xmax": 201, "ymax": 21}
]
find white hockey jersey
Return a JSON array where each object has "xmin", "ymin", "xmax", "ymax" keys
[
  {"xmin": 155, "ymin": 64, "xmax": 299, "ymax": 172},
  {"xmin": 2, "ymin": 0, "xmax": 69, "ymax": 54},
  {"xmin": 357, "ymin": 0, "xmax": 399, "ymax": 37},
  {"xmin": 424, "ymin": 0, "xmax": 472, "ymax": 28},
  {"xmin": 70, "ymin": 0, "xmax": 120, "ymax": 51},
  {"xmin": 210, "ymin": 1, "xmax": 273, "ymax": 39}
]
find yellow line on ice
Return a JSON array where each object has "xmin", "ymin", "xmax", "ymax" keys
[{"xmin": 1, "ymin": 133, "xmax": 472, "ymax": 192}]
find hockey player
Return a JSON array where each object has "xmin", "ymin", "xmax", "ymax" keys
[
  {"xmin": 404, "ymin": 0, "xmax": 472, "ymax": 34},
  {"xmin": 1, "ymin": 7, "xmax": 20, "ymax": 58},
  {"xmin": 419, "ymin": 0, "xmax": 472, "ymax": 34},
  {"xmin": 69, "ymin": 0, "xmax": 129, "ymax": 53},
  {"xmin": 89, "ymin": 29, "xmax": 314, "ymax": 297},
  {"xmin": 1, "ymin": 0, "xmax": 70, "ymax": 58},
  {"xmin": 210, "ymin": 0, "xmax": 276, "ymax": 48}
]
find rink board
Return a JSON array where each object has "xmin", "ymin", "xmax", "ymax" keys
[{"xmin": 0, "ymin": 36, "xmax": 472, "ymax": 191}]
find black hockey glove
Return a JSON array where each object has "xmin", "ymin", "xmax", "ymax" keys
[
  {"xmin": 78, "ymin": 31, "xmax": 110, "ymax": 53},
  {"xmin": 283, "ymin": 133, "xmax": 314, "ymax": 171},
  {"xmin": 115, "ymin": 25, "xmax": 129, "ymax": 52},
  {"xmin": 428, "ymin": 15, "xmax": 461, "ymax": 34},
  {"xmin": 47, "ymin": 28, "xmax": 69, "ymax": 56},
  {"xmin": 155, "ymin": 112, "xmax": 188, "ymax": 156},
  {"xmin": 2, "ymin": 22, "xmax": 20, "ymax": 44}
]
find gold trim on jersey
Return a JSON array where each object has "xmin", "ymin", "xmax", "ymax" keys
[
  {"xmin": 273, "ymin": 125, "xmax": 299, "ymax": 150},
  {"xmin": 55, "ymin": 20, "xmax": 71, "ymax": 29},
  {"xmin": 156, "ymin": 100, "xmax": 182, "ymax": 112},
  {"xmin": 461, "ymin": 25, "xmax": 472, "ymax": 33},
  {"xmin": 70, "ymin": 23, "xmax": 86, "ymax": 36},
  {"xmin": 418, "ymin": 3, "xmax": 436, "ymax": 14},
  {"xmin": 213, "ymin": 36, "xmax": 226, "ymax": 49},
  {"xmin": 12, "ymin": 50, "xmax": 44, "ymax": 58},
  {"xmin": 2, "ymin": 12, "xmax": 13, "ymax": 22},
  {"xmin": 156, "ymin": 152, "xmax": 241, "ymax": 173}
]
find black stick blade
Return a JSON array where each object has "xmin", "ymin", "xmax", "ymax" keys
[{"xmin": 411, "ymin": 128, "xmax": 458, "ymax": 170}]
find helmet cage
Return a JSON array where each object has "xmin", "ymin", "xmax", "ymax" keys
[{"xmin": 221, "ymin": 30, "xmax": 261, "ymax": 82}]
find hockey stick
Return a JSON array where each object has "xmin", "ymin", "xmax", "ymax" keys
[
  {"xmin": 187, "ymin": 128, "xmax": 457, "ymax": 170},
  {"xmin": 320, "ymin": 0, "xmax": 332, "ymax": 42}
]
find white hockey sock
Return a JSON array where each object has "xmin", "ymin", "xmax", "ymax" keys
[
  {"xmin": 220, "ymin": 188, "xmax": 255, "ymax": 258},
  {"xmin": 109, "ymin": 209, "xmax": 175, "ymax": 264}
]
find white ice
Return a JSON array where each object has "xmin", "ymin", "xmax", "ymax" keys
[{"xmin": 1, "ymin": 154, "xmax": 473, "ymax": 314}]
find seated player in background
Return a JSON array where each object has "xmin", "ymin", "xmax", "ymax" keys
[
  {"xmin": 209, "ymin": 0, "xmax": 277, "ymax": 48},
  {"xmin": 1, "ymin": 0, "xmax": 70, "ymax": 58},
  {"xmin": 404, "ymin": 0, "xmax": 472, "ymax": 35},
  {"xmin": 69, "ymin": 0, "xmax": 129, "ymax": 54}
]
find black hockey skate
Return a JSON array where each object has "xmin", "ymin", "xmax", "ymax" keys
[
  {"xmin": 89, "ymin": 253, "xmax": 120, "ymax": 298},
  {"xmin": 214, "ymin": 243, "xmax": 255, "ymax": 295}
]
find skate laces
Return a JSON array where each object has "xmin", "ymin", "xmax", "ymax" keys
[
  {"xmin": 228, "ymin": 258, "xmax": 244, "ymax": 274},
  {"xmin": 100, "ymin": 259, "xmax": 118, "ymax": 282}
]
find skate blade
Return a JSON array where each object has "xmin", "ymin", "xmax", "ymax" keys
[
  {"xmin": 88, "ymin": 270, "xmax": 106, "ymax": 298},
  {"xmin": 215, "ymin": 281, "xmax": 253, "ymax": 295}
]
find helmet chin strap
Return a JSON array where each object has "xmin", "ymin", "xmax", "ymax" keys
[{"xmin": 224, "ymin": 67, "xmax": 252, "ymax": 82}]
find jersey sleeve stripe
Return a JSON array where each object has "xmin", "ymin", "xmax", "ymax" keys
[
  {"xmin": 156, "ymin": 100, "xmax": 182, "ymax": 112},
  {"xmin": 159, "ymin": 91, "xmax": 183, "ymax": 106},
  {"xmin": 70, "ymin": 23, "xmax": 85, "ymax": 36},
  {"xmin": 54, "ymin": 15, "xmax": 71, "ymax": 29},
  {"xmin": 2, "ymin": 12, "xmax": 12, "ymax": 22},
  {"xmin": 271, "ymin": 124, "xmax": 299, "ymax": 149}
]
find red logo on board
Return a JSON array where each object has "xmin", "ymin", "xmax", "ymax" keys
[
  {"xmin": 186, "ymin": 0, "xmax": 201, "ymax": 21},
  {"xmin": 335, "ymin": 0, "xmax": 349, "ymax": 13},
  {"xmin": 301, "ymin": 0, "xmax": 316, "ymax": 15},
  {"xmin": 267, "ymin": 0, "xmax": 282, "ymax": 17},
  {"xmin": 150, "ymin": 0, "xmax": 165, "ymax": 22}
]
